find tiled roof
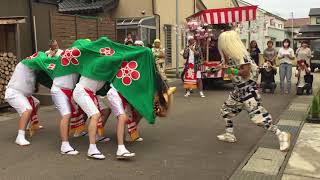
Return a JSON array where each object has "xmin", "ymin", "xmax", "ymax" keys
[
  {"xmin": 58, "ymin": 0, "xmax": 118, "ymax": 13},
  {"xmin": 284, "ymin": 18, "xmax": 310, "ymax": 28},
  {"xmin": 309, "ymin": 8, "xmax": 320, "ymax": 16},
  {"xmin": 300, "ymin": 25, "xmax": 320, "ymax": 33}
]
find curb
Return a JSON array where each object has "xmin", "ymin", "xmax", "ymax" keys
[{"xmin": 229, "ymin": 95, "xmax": 314, "ymax": 180}]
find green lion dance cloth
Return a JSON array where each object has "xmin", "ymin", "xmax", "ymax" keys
[{"xmin": 21, "ymin": 37, "xmax": 158, "ymax": 123}]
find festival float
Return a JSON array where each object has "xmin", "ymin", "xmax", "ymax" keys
[{"xmin": 185, "ymin": 6, "xmax": 257, "ymax": 87}]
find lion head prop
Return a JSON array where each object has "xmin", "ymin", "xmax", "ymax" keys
[{"xmin": 153, "ymin": 72, "xmax": 176, "ymax": 117}]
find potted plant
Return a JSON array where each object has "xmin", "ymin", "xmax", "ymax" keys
[{"xmin": 307, "ymin": 94, "xmax": 320, "ymax": 123}]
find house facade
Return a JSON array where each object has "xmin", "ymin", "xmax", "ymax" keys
[
  {"xmin": 111, "ymin": 0, "xmax": 207, "ymax": 69},
  {"xmin": 238, "ymin": 0, "xmax": 287, "ymax": 51},
  {"xmin": 284, "ymin": 18, "xmax": 309, "ymax": 38},
  {"xmin": 298, "ymin": 8, "xmax": 320, "ymax": 40}
]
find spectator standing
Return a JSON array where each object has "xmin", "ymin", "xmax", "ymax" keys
[
  {"xmin": 45, "ymin": 40, "xmax": 63, "ymax": 58},
  {"xmin": 134, "ymin": 40, "xmax": 144, "ymax": 47},
  {"xmin": 124, "ymin": 32, "xmax": 134, "ymax": 44},
  {"xmin": 182, "ymin": 36, "xmax": 205, "ymax": 98},
  {"xmin": 152, "ymin": 39, "xmax": 167, "ymax": 81},
  {"xmin": 278, "ymin": 39, "xmax": 295, "ymax": 94},
  {"xmin": 263, "ymin": 41, "xmax": 277, "ymax": 65},
  {"xmin": 248, "ymin": 40, "xmax": 261, "ymax": 65},
  {"xmin": 296, "ymin": 41, "xmax": 312, "ymax": 66}
]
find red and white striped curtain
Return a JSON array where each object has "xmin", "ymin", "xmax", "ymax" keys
[{"xmin": 189, "ymin": 6, "xmax": 257, "ymax": 25}]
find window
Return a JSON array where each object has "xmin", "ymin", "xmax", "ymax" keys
[
  {"xmin": 276, "ymin": 41, "xmax": 283, "ymax": 48},
  {"xmin": 164, "ymin": 25, "xmax": 172, "ymax": 65},
  {"xmin": 270, "ymin": 19, "xmax": 275, "ymax": 26},
  {"xmin": 316, "ymin": 17, "xmax": 320, "ymax": 24}
]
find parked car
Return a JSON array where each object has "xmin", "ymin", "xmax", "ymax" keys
[{"xmin": 310, "ymin": 40, "xmax": 320, "ymax": 72}]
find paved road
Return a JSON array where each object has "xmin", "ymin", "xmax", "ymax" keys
[{"xmin": 0, "ymin": 81, "xmax": 295, "ymax": 180}]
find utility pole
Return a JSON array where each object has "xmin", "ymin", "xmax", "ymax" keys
[
  {"xmin": 291, "ymin": 12, "xmax": 294, "ymax": 48},
  {"xmin": 248, "ymin": 21, "xmax": 251, "ymax": 48},
  {"xmin": 175, "ymin": 0, "xmax": 180, "ymax": 78}
]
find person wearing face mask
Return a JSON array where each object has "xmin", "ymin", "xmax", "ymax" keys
[
  {"xmin": 296, "ymin": 41, "xmax": 312, "ymax": 66},
  {"xmin": 259, "ymin": 60, "xmax": 277, "ymax": 94},
  {"xmin": 295, "ymin": 60, "xmax": 312, "ymax": 95},
  {"xmin": 278, "ymin": 39, "xmax": 295, "ymax": 94}
]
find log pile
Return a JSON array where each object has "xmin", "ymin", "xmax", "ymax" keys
[{"xmin": 0, "ymin": 52, "xmax": 18, "ymax": 104}]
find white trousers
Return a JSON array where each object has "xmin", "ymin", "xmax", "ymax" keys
[
  {"xmin": 106, "ymin": 87, "xmax": 125, "ymax": 117},
  {"xmin": 5, "ymin": 88, "xmax": 39, "ymax": 116},
  {"xmin": 73, "ymin": 84, "xmax": 100, "ymax": 118},
  {"xmin": 51, "ymin": 85, "xmax": 71, "ymax": 116}
]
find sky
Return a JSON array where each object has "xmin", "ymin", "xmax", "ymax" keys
[{"xmin": 244, "ymin": 0, "xmax": 317, "ymax": 19}]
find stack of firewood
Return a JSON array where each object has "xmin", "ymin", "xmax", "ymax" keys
[{"xmin": 0, "ymin": 52, "xmax": 18, "ymax": 104}]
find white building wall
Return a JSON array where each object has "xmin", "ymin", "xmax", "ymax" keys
[{"xmin": 238, "ymin": 1, "xmax": 286, "ymax": 51}]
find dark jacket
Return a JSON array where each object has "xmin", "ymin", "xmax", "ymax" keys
[
  {"xmin": 183, "ymin": 44, "xmax": 202, "ymax": 72},
  {"xmin": 249, "ymin": 48, "xmax": 261, "ymax": 65},
  {"xmin": 260, "ymin": 67, "xmax": 277, "ymax": 84}
]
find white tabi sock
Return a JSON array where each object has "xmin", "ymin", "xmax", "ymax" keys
[
  {"xmin": 61, "ymin": 141, "xmax": 73, "ymax": 152},
  {"xmin": 17, "ymin": 130, "xmax": 26, "ymax": 139},
  {"xmin": 88, "ymin": 144, "xmax": 101, "ymax": 155},
  {"xmin": 226, "ymin": 128, "xmax": 234, "ymax": 134},
  {"xmin": 117, "ymin": 144, "xmax": 129, "ymax": 155}
]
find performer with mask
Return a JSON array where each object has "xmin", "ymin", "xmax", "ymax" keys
[{"xmin": 216, "ymin": 30, "xmax": 291, "ymax": 152}]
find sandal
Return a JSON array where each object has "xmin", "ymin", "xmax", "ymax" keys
[
  {"xmin": 87, "ymin": 153, "xmax": 106, "ymax": 160},
  {"xmin": 96, "ymin": 136, "xmax": 111, "ymax": 143},
  {"xmin": 73, "ymin": 131, "xmax": 88, "ymax": 138},
  {"xmin": 61, "ymin": 149, "xmax": 79, "ymax": 155},
  {"xmin": 116, "ymin": 152, "xmax": 135, "ymax": 160}
]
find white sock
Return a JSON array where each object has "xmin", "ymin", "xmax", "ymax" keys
[
  {"xmin": 17, "ymin": 130, "xmax": 26, "ymax": 139},
  {"xmin": 88, "ymin": 144, "xmax": 100, "ymax": 154},
  {"xmin": 226, "ymin": 128, "xmax": 234, "ymax": 134},
  {"xmin": 117, "ymin": 144, "xmax": 129, "ymax": 154},
  {"xmin": 61, "ymin": 141, "xmax": 73, "ymax": 151}
]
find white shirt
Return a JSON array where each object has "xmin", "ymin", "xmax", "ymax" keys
[
  {"xmin": 188, "ymin": 48, "xmax": 195, "ymax": 64},
  {"xmin": 78, "ymin": 76, "xmax": 105, "ymax": 93},
  {"xmin": 296, "ymin": 47, "xmax": 312, "ymax": 65},
  {"xmin": 296, "ymin": 67, "xmax": 311, "ymax": 87},
  {"xmin": 6, "ymin": 63, "xmax": 36, "ymax": 96},
  {"xmin": 45, "ymin": 49, "xmax": 63, "ymax": 58},
  {"xmin": 53, "ymin": 73, "xmax": 79, "ymax": 89},
  {"xmin": 278, "ymin": 48, "xmax": 295, "ymax": 65}
]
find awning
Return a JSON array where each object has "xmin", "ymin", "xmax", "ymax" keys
[
  {"xmin": 187, "ymin": 6, "xmax": 257, "ymax": 24},
  {"xmin": 116, "ymin": 16, "xmax": 156, "ymax": 29}
]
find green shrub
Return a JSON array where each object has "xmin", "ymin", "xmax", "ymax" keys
[{"xmin": 311, "ymin": 95, "xmax": 320, "ymax": 118}]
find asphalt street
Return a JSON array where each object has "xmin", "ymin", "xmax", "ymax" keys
[{"xmin": 0, "ymin": 81, "xmax": 295, "ymax": 180}]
